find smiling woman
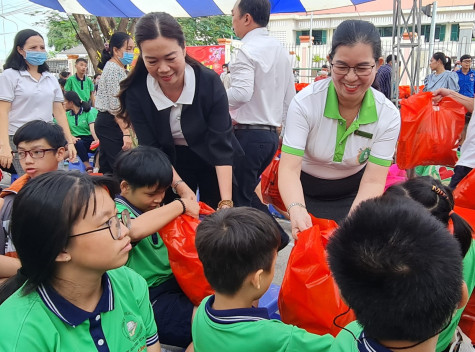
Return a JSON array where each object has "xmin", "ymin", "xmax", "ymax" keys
[{"xmin": 278, "ymin": 20, "xmax": 401, "ymax": 238}]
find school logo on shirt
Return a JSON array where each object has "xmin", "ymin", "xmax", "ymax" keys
[
  {"xmin": 122, "ymin": 312, "xmax": 143, "ymax": 340},
  {"xmin": 357, "ymin": 148, "xmax": 371, "ymax": 164}
]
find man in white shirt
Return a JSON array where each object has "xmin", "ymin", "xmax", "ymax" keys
[{"xmin": 228, "ymin": 0, "xmax": 294, "ymax": 246}]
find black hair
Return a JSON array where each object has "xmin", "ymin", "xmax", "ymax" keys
[
  {"xmin": 0, "ymin": 171, "xmax": 119, "ymax": 303},
  {"xmin": 433, "ymin": 52, "xmax": 451, "ymax": 71},
  {"xmin": 327, "ymin": 197, "xmax": 463, "ymax": 342},
  {"xmin": 117, "ymin": 12, "xmax": 201, "ymax": 126},
  {"xmin": 384, "ymin": 176, "xmax": 472, "ymax": 257},
  {"xmin": 64, "ymin": 90, "xmax": 91, "ymax": 113},
  {"xmin": 58, "ymin": 77, "xmax": 67, "ymax": 88},
  {"xmin": 97, "ymin": 32, "xmax": 131, "ymax": 70},
  {"xmin": 75, "ymin": 57, "xmax": 87, "ymax": 64},
  {"xmin": 114, "ymin": 145, "xmax": 173, "ymax": 190},
  {"xmin": 386, "ymin": 54, "xmax": 396, "ymax": 64},
  {"xmin": 329, "ymin": 20, "xmax": 382, "ymax": 62},
  {"xmin": 93, "ymin": 73, "xmax": 101, "ymax": 80},
  {"xmin": 237, "ymin": 0, "xmax": 271, "ymax": 27},
  {"xmin": 4, "ymin": 29, "xmax": 49, "ymax": 73},
  {"xmin": 460, "ymin": 54, "xmax": 471, "ymax": 63},
  {"xmin": 12, "ymin": 120, "xmax": 67, "ymax": 149},
  {"xmin": 195, "ymin": 207, "xmax": 281, "ymax": 295},
  {"xmin": 60, "ymin": 71, "xmax": 70, "ymax": 78}
]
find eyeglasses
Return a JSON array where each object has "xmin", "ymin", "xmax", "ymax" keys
[
  {"xmin": 462, "ymin": 59, "xmax": 472, "ymax": 63},
  {"xmin": 331, "ymin": 64, "xmax": 376, "ymax": 76},
  {"xmin": 70, "ymin": 210, "xmax": 131, "ymax": 240},
  {"xmin": 12, "ymin": 148, "xmax": 57, "ymax": 160}
]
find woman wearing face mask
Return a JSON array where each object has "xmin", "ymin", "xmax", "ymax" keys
[
  {"xmin": 0, "ymin": 29, "xmax": 77, "ymax": 176},
  {"xmin": 95, "ymin": 32, "xmax": 135, "ymax": 174}
]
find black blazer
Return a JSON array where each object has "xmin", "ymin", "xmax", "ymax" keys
[{"xmin": 124, "ymin": 64, "xmax": 241, "ymax": 166}]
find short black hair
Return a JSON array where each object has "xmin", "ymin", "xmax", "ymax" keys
[
  {"xmin": 13, "ymin": 120, "xmax": 67, "ymax": 149},
  {"xmin": 58, "ymin": 77, "xmax": 67, "ymax": 88},
  {"xmin": 114, "ymin": 145, "xmax": 173, "ymax": 190},
  {"xmin": 238, "ymin": 0, "xmax": 271, "ymax": 27},
  {"xmin": 4, "ymin": 29, "xmax": 49, "ymax": 73},
  {"xmin": 60, "ymin": 71, "xmax": 70, "ymax": 78},
  {"xmin": 386, "ymin": 54, "xmax": 396, "ymax": 64},
  {"xmin": 196, "ymin": 207, "xmax": 280, "ymax": 295},
  {"xmin": 460, "ymin": 54, "xmax": 472, "ymax": 62},
  {"xmin": 75, "ymin": 58, "xmax": 87, "ymax": 64},
  {"xmin": 327, "ymin": 197, "xmax": 463, "ymax": 342}
]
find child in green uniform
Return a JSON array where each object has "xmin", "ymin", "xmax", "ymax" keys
[
  {"xmin": 0, "ymin": 171, "xmax": 161, "ymax": 352},
  {"xmin": 114, "ymin": 146, "xmax": 199, "ymax": 350},
  {"xmin": 327, "ymin": 197, "xmax": 468, "ymax": 352},
  {"xmin": 384, "ymin": 176, "xmax": 474, "ymax": 351},
  {"xmin": 63, "ymin": 90, "xmax": 98, "ymax": 172},
  {"xmin": 64, "ymin": 57, "xmax": 95, "ymax": 106},
  {"xmin": 193, "ymin": 207, "xmax": 334, "ymax": 352}
]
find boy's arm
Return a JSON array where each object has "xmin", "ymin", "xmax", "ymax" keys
[
  {"xmin": 128, "ymin": 199, "xmax": 199, "ymax": 242},
  {"xmin": 0, "ymin": 255, "xmax": 20, "ymax": 283}
]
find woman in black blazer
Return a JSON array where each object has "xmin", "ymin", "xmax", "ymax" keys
[{"xmin": 118, "ymin": 12, "xmax": 239, "ymax": 209}]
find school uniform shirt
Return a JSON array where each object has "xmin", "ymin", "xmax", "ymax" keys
[
  {"xmin": 282, "ymin": 79, "xmax": 401, "ymax": 180},
  {"xmin": 456, "ymin": 69, "xmax": 475, "ymax": 97},
  {"xmin": 331, "ymin": 321, "xmax": 391, "ymax": 352},
  {"xmin": 227, "ymin": 27, "xmax": 295, "ymax": 127},
  {"xmin": 457, "ymin": 114, "xmax": 475, "ymax": 169},
  {"xmin": 192, "ymin": 295, "xmax": 334, "ymax": 352},
  {"xmin": 115, "ymin": 196, "xmax": 173, "ymax": 288},
  {"xmin": 0, "ymin": 68, "xmax": 64, "ymax": 135},
  {"xmin": 66, "ymin": 107, "xmax": 98, "ymax": 137},
  {"xmin": 65, "ymin": 74, "xmax": 95, "ymax": 102},
  {"xmin": 0, "ymin": 266, "xmax": 159, "ymax": 352},
  {"xmin": 95, "ymin": 61, "xmax": 126, "ymax": 114},
  {"xmin": 423, "ymin": 70, "xmax": 459, "ymax": 92}
]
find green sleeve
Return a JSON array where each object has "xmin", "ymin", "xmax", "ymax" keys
[
  {"xmin": 130, "ymin": 268, "xmax": 158, "ymax": 341},
  {"xmin": 88, "ymin": 79, "xmax": 94, "ymax": 94},
  {"xmin": 88, "ymin": 108, "xmax": 98, "ymax": 124},
  {"xmin": 64, "ymin": 77, "xmax": 72, "ymax": 91},
  {"xmin": 286, "ymin": 326, "xmax": 334, "ymax": 352}
]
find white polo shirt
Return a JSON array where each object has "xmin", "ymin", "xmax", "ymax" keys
[
  {"xmin": 147, "ymin": 64, "xmax": 195, "ymax": 146},
  {"xmin": 0, "ymin": 68, "xmax": 64, "ymax": 135},
  {"xmin": 282, "ymin": 79, "xmax": 400, "ymax": 180}
]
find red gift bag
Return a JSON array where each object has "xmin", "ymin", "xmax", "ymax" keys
[
  {"xmin": 160, "ymin": 202, "xmax": 215, "ymax": 306},
  {"xmin": 261, "ymin": 149, "xmax": 286, "ymax": 213},
  {"xmin": 278, "ymin": 215, "xmax": 355, "ymax": 336},
  {"xmin": 397, "ymin": 93, "xmax": 466, "ymax": 170},
  {"xmin": 454, "ymin": 168, "xmax": 475, "ymax": 210}
]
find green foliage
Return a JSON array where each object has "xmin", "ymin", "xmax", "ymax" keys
[
  {"xmin": 33, "ymin": 12, "xmax": 80, "ymax": 52},
  {"xmin": 177, "ymin": 16, "xmax": 234, "ymax": 46}
]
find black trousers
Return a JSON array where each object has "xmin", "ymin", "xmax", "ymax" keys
[
  {"xmin": 75, "ymin": 135, "xmax": 94, "ymax": 163},
  {"xmin": 449, "ymin": 165, "xmax": 473, "ymax": 190},
  {"xmin": 94, "ymin": 111, "xmax": 123, "ymax": 174}
]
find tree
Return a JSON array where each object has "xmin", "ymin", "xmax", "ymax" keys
[{"xmin": 177, "ymin": 16, "xmax": 234, "ymax": 46}]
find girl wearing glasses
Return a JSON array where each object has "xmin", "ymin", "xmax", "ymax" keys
[
  {"xmin": 279, "ymin": 20, "xmax": 401, "ymax": 238},
  {"xmin": 0, "ymin": 171, "xmax": 161, "ymax": 352}
]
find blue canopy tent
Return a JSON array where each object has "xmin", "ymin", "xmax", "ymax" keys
[{"xmin": 29, "ymin": 0, "xmax": 374, "ymax": 17}]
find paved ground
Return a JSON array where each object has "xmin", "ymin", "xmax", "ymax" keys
[{"xmin": 273, "ymin": 218, "xmax": 293, "ymax": 286}]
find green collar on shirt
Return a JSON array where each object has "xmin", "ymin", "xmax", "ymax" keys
[{"xmin": 324, "ymin": 81, "xmax": 378, "ymax": 162}]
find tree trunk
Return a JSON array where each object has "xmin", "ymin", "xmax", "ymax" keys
[
  {"xmin": 73, "ymin": 14, "xmax": 101, "ymax": 74},
  {"xmin": 96, "ymin": 16, "xmax": 113, "ymax": 41},
  {"xmin": 128, "ymin": 18, "xmax": 138, "ymax": 37},
  {"xmin": 117, "ymin": 18, "xmax": 129, "ymax": 33}
]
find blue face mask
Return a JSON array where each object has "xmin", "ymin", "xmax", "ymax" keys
[
  {"xmin": 25, "ymin": 51, "xmax": 48, "ymax": 66},
  {"xmin": 119, "ymin": 52, "xmax": 134, "ymax": 65}
]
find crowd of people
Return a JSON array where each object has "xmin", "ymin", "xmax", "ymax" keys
[{"xmin": 0, "ymin": 0, "xmax": 473, "ymax": 351}]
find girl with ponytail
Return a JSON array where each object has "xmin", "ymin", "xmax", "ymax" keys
[{"xmin": 423, "ymin": 52, "xmax": 459, "ymax": 92}]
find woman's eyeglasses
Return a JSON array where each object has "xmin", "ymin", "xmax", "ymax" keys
[
  {"xmin": 331, "ymin": 64, "xmax": 375, "ymax": 76},
  {"xmin": 70, "ymin": 209, "xmax": 132, "ymax": 240}
]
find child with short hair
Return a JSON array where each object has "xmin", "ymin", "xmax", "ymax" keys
[
  {"xmin": 193, "ymin": 207, "xmax": 334, "ymax": 352},
  {"xmin": 0, "ymin": 120, "xmax": 67, "ymax": 281},
  {"xmin": 327, "ymin": 197, "xmax": 468, "ymax": 352},
  {"xmin": 114, "ymin": 146, "xmax": 199, "ymax": 350}
]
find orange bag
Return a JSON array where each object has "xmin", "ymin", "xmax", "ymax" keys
[
  {"xmin": 261, "ymin": 149, "xmax": 286, "ymax": 213},
  {"xmin": 397, "ymin": 92, "xmax": 466, "ymax": 170},
  {"xmin": 454, "ymin": 168, "xmax": 475, "ymax": 210},
  {"xmin": 278, "ymin": 215, "xmax": 355, "ymax": 336},
  {"xmin": 160, "ymin": 202, "xmax": 215, "ymax": 306}
]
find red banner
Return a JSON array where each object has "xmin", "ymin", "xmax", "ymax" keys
[{"xmin": 186, "ymin": 45, "xmax": 225, "ymax": 75}]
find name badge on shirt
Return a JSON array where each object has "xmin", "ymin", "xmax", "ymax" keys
[{"xmin": 354, "ymin": 130, "xmax": 373, "ymax": 139}]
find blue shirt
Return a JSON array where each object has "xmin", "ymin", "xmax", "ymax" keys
[
  {"xmin": 456, "ymin": 69, "xmax": 475, "ymax": 97},
  {"xmin": 375, "ymin": 64, "xmax": 392, "ymax": 100}
]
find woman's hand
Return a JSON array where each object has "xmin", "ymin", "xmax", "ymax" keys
[
  {"xmin": 432, "ymin": 88, "xmax": 451, "ymax": 105},
  {"xmin": 122, "ymin": 135, "xmax": 132, "ymax": 151},
  {"xmin": 0, "ymin": 143, "xmax": 12, "ymax": 169},
  {"xmin": 182, "ymin": 198, "xmax": 200, "ymax": 218},
  {"xmin": 289, "ymin": 206, "xmax": 312, "ymax": 240},
  {"xmin": 67, "ymin": 143, "xmax": 77, "ymax": 162},
  {"xmin": 175, "ymin": 181, "xmax": 197, "ymax": 201}
]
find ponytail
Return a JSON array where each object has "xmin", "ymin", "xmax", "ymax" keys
[
  {"xmin": 450, "ymin": 212, "xmax": 473, "ymax": 257},
  {"xmin": 98, "ymin": 48, "xmax": 111, "ymax": 71},
  {"xmin": 64, "ymin": 91, "xmax": 91, "ymax": 113},
  {"xmin": 444, "ymin": 57, "xmax": 452, "ymax": 71}
]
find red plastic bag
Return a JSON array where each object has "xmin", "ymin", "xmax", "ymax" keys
[
  {"xmin": 454, "ymin": 168, "xmax": 475, "ymax": 210},
  {"xmin": 160, "ymin": 202, "xmax": 215, "ymax": 306},
  {"xmin": 460, "ymin": 295, "xmax": 475, "ymax": 343},
  {"xmin": 261, "ymin": 149, "xmax": 286, "ymax": 213},
  {"xmin": 397, "ymin": 92, "xmax": 466, "ymax": 170},
  {"xmin": 278, "ymin": 215, "xmax": 355, "ymax": 336}
]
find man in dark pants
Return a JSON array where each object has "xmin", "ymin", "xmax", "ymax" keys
[{"xmin": 227, "ymin": 0, "xmax": 295, "ymax": 249}]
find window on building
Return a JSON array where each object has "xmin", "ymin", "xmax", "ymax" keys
[
  {"xmin": 378, "ymin": 27, "xmax": 393, "ymax": 37},
  {"xmin": 296, "ymin": 30, "xmax": 327, "ymax": 45},
  {"xmin": 419, "ymin": 24, "xmax": 446, "ymax": 42},
  {"xmin": 450, "ymin": 24, "xmax": 460, "ymax": 41}
]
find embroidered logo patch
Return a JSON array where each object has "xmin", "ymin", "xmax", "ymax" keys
[
  {"xmin": 357, "ymin": 147, "xmax": 371, "ymax": 164},
  {"xmin": 122, "ymin": 312, "xmax": 143, "ymax": 341}
]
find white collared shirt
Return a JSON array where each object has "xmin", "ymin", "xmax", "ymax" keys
[
  {"xmin": 227, "ymin": 27, "xmax": 295, "ymax": 127},
  {"xmin": 0, "ymin": 68, "xmax": 64, "ymax": 135},
  {"xmin": 147, "ymin": 64, "xmax": 195, "ymax": 145},
  {"xmin": 458, "ymin": 108, "xmax": 475, "ymax": 168}
]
